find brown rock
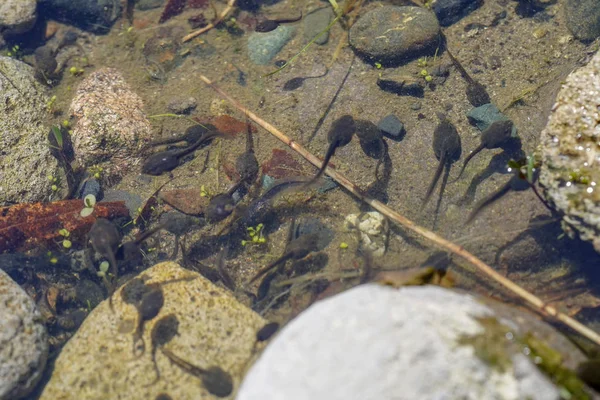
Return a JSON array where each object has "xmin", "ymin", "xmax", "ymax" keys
[{"xmin": 159, "ymin": 189, "xmax": 210, "ymax": 215}]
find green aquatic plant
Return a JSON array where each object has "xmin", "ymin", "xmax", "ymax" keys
[
  {"xmin": 80, "ymin": 194, "xmax": 96, "ymax": 217},
  {"xmin": 242, "ymin": 223, "xmax": 267, "ymax": 246}
]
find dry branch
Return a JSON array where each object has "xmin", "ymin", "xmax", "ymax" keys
[{"xmin": 197, "ymin": 74, "xmax": 600, "ymax": 346}]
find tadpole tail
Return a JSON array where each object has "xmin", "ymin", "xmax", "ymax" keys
[
  {"xmin": 452, "ymin": 143, "xmax": 484, "ymax": 183},
  {"xmin": 249, "ymin": 253, "xmax": 293, "ymax": 284},
  {"xmin": 433, "ymin": 164, "xmax": 451, "ymax": 230},
  {"xmin": 446, "ymin": 48, "xmax": 474, "ymax": 86},
  {"xmin": 173, "ymin": 131, "xmax": 223, "ymax": 158},
  {"xmin": 303, "ymin": 141, "xmax": 338, "ymax": 189},
  {"xmin": 465, "ymin": 180, "xmax": 512, "ymax": 224},
  {"xmin": 423, "ymin": 152, "xmax": 446, "ymax": 208},
  {"xmin": 375, "ymin": 138, "xmax": 388, "ymax": 182}
]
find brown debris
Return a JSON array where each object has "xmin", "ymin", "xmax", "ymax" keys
[
  {"xmin": 159, "ymin": 0, "xmax": 187, "ymax": 23},
  {"xmin": 261, "ymin": 149, "xmax": 307, "ymax": 179},
  {"xmin": 208, "ymin": 115, "xmax": 257, "ymax": 136},
  {"xmin": 0, "ymin": 200, "xmax": 129, "ymax": 253},
  {"xmin": 188, "ymin": 0, "xmax": 209, "ymax": 8}
]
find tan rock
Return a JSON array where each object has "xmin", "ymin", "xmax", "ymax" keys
[
  {"xmin": 40, "ymin": 262, "xmax": 266, "ymax": 400},
  {"xmin": 69, "ymin": 68, "xmax": 152, "ymax": 179}
]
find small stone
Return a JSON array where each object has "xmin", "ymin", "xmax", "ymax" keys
[
  {"xmin": 377, "ymin": 115, "xmax": 405, "ymax": 140},
  {"xmin": 303, "ymin": 7, "xmax": 333, "ymax": 45},
  {"xmin": 533, "ymin": 27, "xmax": 548, "ymax": 39},
  {"xmin": 261, "ymin": 174, "xmax": 276, "ymax": 190},
  {"xmin": 467, "ymin": 104, "xmax": 518, "ymax": 137},
  {"xmin": 344, "ymin": 211, "xmax": 387, "ymax": 256},
  {"xmin": 248, "ymin": 25, "xmax": 295, "ymax": 65},
  {"xmin": 349, "ymin": 6, "xmax": 440, "ymax": 66},
  {"xmin": 410, "ymin": 102, "xmax": 422, "ymax": 111},
  {"xmin": 79, "ymin": 178, "xmax": 102, "ymax": 201},
  {"xmin": 167, "ymin": 97, "xmax": 197, "ymax": 115},
  {"xmin": 377, "ymin": 72, "xmax": 425, "ymax": 97},
  {"xmin": 564, "ymin": 0, "xmax": 600, "ymax": 41},
  {"xmin": 430, "ymin": 0, "xmax": 482, "ymax": 27},
  {"xmin": 0, "ymin": 269, "xmax": 48, "ymax": 400}
]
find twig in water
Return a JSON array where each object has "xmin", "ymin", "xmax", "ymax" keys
[
  {"xmin": 197, "ymin": 73, "xmax": 600, "ymax": 346},
  {"xmin": 182, "ymin": 0, "xmax": 236, "ymax": 42}
]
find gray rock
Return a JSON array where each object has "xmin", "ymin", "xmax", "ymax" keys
[
  {"xmin": 248, "ymin": 25, "xmax": 295, "ymax": 65},
  {"xmin": 0, "ymin": 0, "xmax": 37, "ymax": 35},
  {"xmin": 349, "ymin": 6, "xmax": 440, "ymax": 66},
  {"xmin": 539, "ymin": 49, "xmax": 600, "ymax": 252},
  {"xmin": 0, "ymin": 269, "xmax": 48, "ymax": 400},
  {"xmin": 69, "ymin": 68, "xmax": 152, "ymax": 180},
  {"xmin": 102, "ymin": 189, "xmax": 143, "ymax": 218},
  {"xmin": 40, "ymin": 262, "xmax": 266, "ymax": 400},
  {"xmin": 238, "ymin": 285, "xmax": 586, "ymax": 400},
  {"xmin": 136, "ymin": 0, "xmax": 164, "ymax": 10},
  {"xmin": 431, "ymin": 0, "xmax": 483, "ymax": 27},
  {"xmin": 304, "ymin": 7, "xmax": 333, "ymax": 45},
  {"xmin": 377, "ymin": 114, "xmax": 405, "ymax": 139},
  {"xmin": 0, "ymin": 57, "xmax": 61, "ymax": 206},
  {"xmin": 38, "ymin": 0, "xmax": 121, "ymax": 34},
  {"xmin": 78, "ymin": 178, "xmax": 102, "ymax": 200},
  {"xmin": 565, "ymin": 0, "xmax": 600, "ymax": 42},
  {"xmin": 167, "ymin": 96, "xmax": 197, "ymax": 115},
  {"xmin": 467, "ymin": 103, "xmax": 518, "ymax": 137}
]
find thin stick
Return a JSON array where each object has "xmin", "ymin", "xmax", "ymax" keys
[
  {"xmin": 182, "ymin": 0, "xmax": 236, "ymax": 42},
  {"xmin": 197, "ymin": 74, "xmax": 600, "ymax": 346}
]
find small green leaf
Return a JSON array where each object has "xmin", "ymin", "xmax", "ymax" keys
[{"xmin": 84, "ymin": 194, "xmax": 96, "ymax": 208}]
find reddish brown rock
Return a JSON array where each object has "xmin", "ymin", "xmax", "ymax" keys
[{"xmin": 159, "ymin": 189, "xmax": 209, "ymax": 215}]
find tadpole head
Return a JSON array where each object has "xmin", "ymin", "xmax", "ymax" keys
[
  {"xmin": 151, "ymin": 314, "xmax": 179, "ymax": 347},
  {"xmin": 327, "ymin": 115, "xmax": 356, "ymax": 145},
  {"xmin": 138, "ymin": 288, "xmax": 164, "ymax": 321},
  {"xmin": 256, "ymin": 322, "xmax": 279, "ymax": 342},
  {"xmin": 206, "ymin": 194, "xmax": 235, "ymax": 222},
  {"xmin": 202, "ymin": 366, "xmax": 234, "ymax": 397}
]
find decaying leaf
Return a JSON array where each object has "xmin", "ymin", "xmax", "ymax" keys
[
  {"xmin": 261, "ymin": 149, "xmax": 308, "ymax": 179},
  {"xmin": 0, "ymin": 200, "xmax": 129, "ymax": 253},
  {"xmin": 374, "ymin": 267, "xmax": 454, "ymax": 288}
]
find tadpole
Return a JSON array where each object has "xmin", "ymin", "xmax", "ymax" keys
[
  {"xmin": 148, "ymin": 314, "xmax": 180, "ymax": 385},
  {"xmin": 161, "ymin": 348, "xmax": 234, "ymax": 397},
  {"xmin": 255, "ymin": 12, "xmax": 302, "ymax": 32},
  {"xmin": 256, "ymin": 322, "xmax": 279, "ymax": 342},
  {"xmin": 142, "ymin": 131, "xmax": 222, "ymax": 176},
  {"xmin": 423, "ymin": 114, "xmax": 462, "ymax": 206},
  {"xmin": 446, "ymin": 48, "xmax": 491, "ymax": 107},
  {"xmin": 147, "ymin": 124, "xmax": 217, "ymax": 148},
  {"xmin": 304, "ymin": 115, "xmax": 356, "ymax": 188},
  {"xmin": 282, "ymin": 69, "xmax": 328, "ymax": 91},
  {"xmin": 454, "ymin": 120, "xmax": 514, "ymax": 181},
  {"xmin": 88, "ymin": 218, "xmax": 121, "ymax": 305}
]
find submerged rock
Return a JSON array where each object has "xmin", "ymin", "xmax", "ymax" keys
[
  {"xmin": 238, "ymin": 285, "xmax": 589, "ymax": 400},
  {"xmin": 467, "ymin": 104, "xmax": 518, "ymax": 137},
  {"xmin": 377, "ymin": 114, "xmax": 405, "ymax": 140},
  {"xmin": 303, "ymin": 7, "xmax": 333, "ymax": 45},
  {"xmin": 564, "ymin": 0, "xmax": 600, "ymax": 42},
  {"xmin": 38, "ymin": 0, "xmax": 121, "ymax": 34},
  {"xmin": 40, "ymin": 262, "xmax": 266, "ymax": 400},
  {"xmin": 349, "ymin": 6, "xmax": 440, "ymax": 66},
  {"xmin": 0, "ymin": 57, "xmax": 60, "ymax": 206},
  {"xmin": 0, "ymin": 269, "xmax": 48, "ymax": 400},
  {"xmin": 431, "ymin": 0, "xmax": 483, "ymax": 27},
  {"xmin": 248, "ymin": 25, "xmax": 295, "ymax": 65},
  {"xmin": 69, "ymin": 68, "xmax": 152, "ymax": 180},
  {"xmin": 0, "ymin": 0, "xmax": 37, "ymax": 35},
  {"xmin": 539, "ymin": 49, "xmax": 600, "ymax": 252}
]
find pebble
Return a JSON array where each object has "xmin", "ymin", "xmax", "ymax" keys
[
  {"xmin": 303, "ymin": 7, "xmax": 333, "ymax": 45},
  {"xmin": 344, "ymin": 211, "xmax": 387, "ymax": 257},
  {"xmin": 39, "ymin": 262, "xmax": 266, "ymax": 400},
  {"xmin": 167, "ymin": 96, "xmax": 197, "ymax": 115},
  {"xmin": 78, "ymin": 178, "xmax": 102, "ymax": 201},
  {"xmin": 377, "ymin": 114, "xmax": 405, "ymax": 140},
  {"xmin": 467, "ymin": 104, "xmax": 518, "ymax": 137},
  {"xmin": 248, "ymin": 25, "xmax": 295, "ymax": 65},
  {"xmin": 564, "ymin": 0, "xmax": 600, "ymax": 41},
  {"xmin": 237, "ymin": 285, "xmax": 584, "ymax": 400},
  {"xmin": 0, "ymin": 269, "xmax": 48, "ymax": 400},
  {"xmin": 430, "ymin": 0, "xmax": 483, "ymax": 27},
  {"xmin": 0, "ymin": 0, "xmax": 37, "ymax": 35},
  {"xmin": 0, "ymin": 56, "xmax": 60, "ymax": 206},
  {"xmin": 349, "ymin": 6, "xmax": 440, "ymax": 66},
  {"xmin": 377, "ymin": 72, "xmax": 425, "ymax": 97},
  {"xmin": 159, "ymin": 189, "xmax": 209, "ymax": 215}
]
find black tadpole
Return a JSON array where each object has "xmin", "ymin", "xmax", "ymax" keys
[
  {"xmin": 305, "ymin": 115, "xmax": 356, "ymax": 188},
  {"xmin": 454, "ymin": 120, "xmax": 514, "ymax": 181},
  {"xmin": 88, "ymin": 218, "xmax": 121, "ymax": 306},
  {"xmin": 446, "ymin": 48, "xmax": 491, "ymax": 107},
  {"xmin": 423, "ymin": 115, "xmax": 461, "ymax": 207},
  {"xmin": 142, "ymin": 131, "xmax": 221, "ymax": 176}
]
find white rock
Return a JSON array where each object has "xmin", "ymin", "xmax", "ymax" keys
[
  {"xmin": 344, "ymin": 211, "xmax": 387, "ymax": 256},
  {"xmin": 0, "ymin": 269, "xmax": 48, "ymax": 400},
  {"xmin": 0, "ymin": 0, "xmax": 37, "ymax": 35},
  {"xmin": 237, "ymin": 285, "xmax": 564, "ymax": 400}
]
